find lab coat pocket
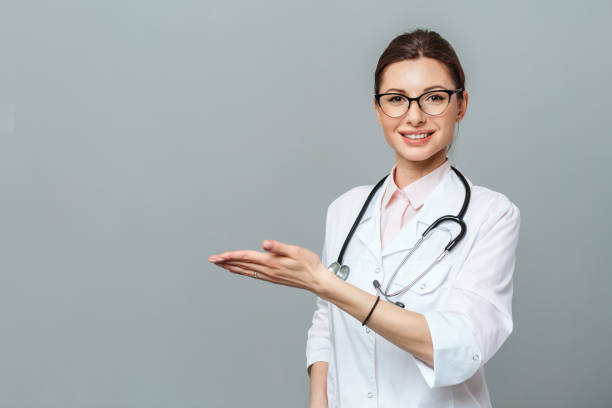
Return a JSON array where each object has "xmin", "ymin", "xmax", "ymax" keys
[{"xmin": 389, "ymin": 261, "xmax": 453, "ymax": 296}]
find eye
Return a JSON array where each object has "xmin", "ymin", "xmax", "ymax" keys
[
  {"xmin": 423, "ymin": 92, "xmax": 449, "ymax": 104},
  {"xmin": 383, "ymin": 95, "xmax": 406, "ymax": 105}
]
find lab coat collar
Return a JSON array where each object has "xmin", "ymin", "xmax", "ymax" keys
[{"xmin": 355, "ymin": 165, "xmax": 473, "ymax": 261}]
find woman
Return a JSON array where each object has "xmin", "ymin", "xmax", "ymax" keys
[{"xmin": 209, "ymin": 29, "xmax": 520, "ymax": 408}]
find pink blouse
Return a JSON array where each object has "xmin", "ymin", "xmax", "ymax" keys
[{"xmin": 380, "ymin": 159, "xmax": 451, "ymax": 249}]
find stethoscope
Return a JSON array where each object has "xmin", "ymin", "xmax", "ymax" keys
[{"xmin": 327, "ymin": 166, "xmax": 471, "ymax": 308}]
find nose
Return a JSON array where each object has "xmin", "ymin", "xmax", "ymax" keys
[{"xmin": 404, "ymin": 99, "xmax": 426, "ymax": 126}]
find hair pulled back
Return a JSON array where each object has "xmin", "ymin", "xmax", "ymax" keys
[{"xmin": 374, "ymin": 29, "xmax": 465, "ymax": 97}]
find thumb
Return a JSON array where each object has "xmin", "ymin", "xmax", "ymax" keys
[
  {"xmin": 262, "ymin": 239, "xmax": 293, "ymax": 257},
  {"xmin": 262, "ymin": 239, "xmax": 277, "ymax": 251}
]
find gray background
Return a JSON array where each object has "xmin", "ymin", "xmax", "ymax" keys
[{"xmin": 1, "ymin": 0, "xmax": 611, "ymax": 406}]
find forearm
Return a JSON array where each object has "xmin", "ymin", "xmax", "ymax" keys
[
  {"xmin": 308, "ymin": 361, "xmax": 328, "ymax": 407},
  {"xmin": 317, "ymin": 269, "xmax": 434, "ymax": 366}
]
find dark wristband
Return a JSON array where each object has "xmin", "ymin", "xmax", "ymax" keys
[{"xmin": 362, "ymin": 296, "xmax": 380, "ymax": 326}]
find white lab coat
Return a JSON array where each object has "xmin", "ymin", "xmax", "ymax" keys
[{"xmin": 306, "ymin": 168, "xmax": 521, "ymax": 408}]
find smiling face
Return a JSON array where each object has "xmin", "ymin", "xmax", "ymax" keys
[{"xmin": 374, "ymin": 57, "xmax": 468, "ymax": 172}]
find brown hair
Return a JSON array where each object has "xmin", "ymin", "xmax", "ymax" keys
[{"xmin": 374, "ymin": 29, "xmax": 465, "ymax": 97}]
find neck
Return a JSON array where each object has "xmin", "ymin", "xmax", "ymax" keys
[{"xmin": 393, "ymin": 150, "xmax": 448, "ymax": 189}]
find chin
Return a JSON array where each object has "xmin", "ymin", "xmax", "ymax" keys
[
  {"xmin": 399, "ymin": 154, "xmax": 435, "ymax": 163},
  {"xmin": 397, "ymin": 145, "xmax": 447, "ymax": 164},
  {"xmin": 395, "ymin": 144, "xmax": 435, "ymax": 159}
]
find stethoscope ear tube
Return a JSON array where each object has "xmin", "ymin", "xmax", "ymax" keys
[
  {"xmin": 336, "ymin": 174, "xmax": 389, "ymax": 265},
  {"xmin": 327, "ymin": 165, "xmax": 471, "ymax": 309},
  {"xmin": 451, "ymin": 165, "xmax": 471, "ymax": 220},
  {"xmin": 446, "ymin": 218, "xmax": 466, "ymax": 251},
  {"xmin": 423, "ymin": 215, "xmax": 467, "ymax": 252}
]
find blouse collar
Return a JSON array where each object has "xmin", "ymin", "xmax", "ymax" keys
[{"xmin": 381, "ymin": 159, "xmax": 452, "ymax": 210}]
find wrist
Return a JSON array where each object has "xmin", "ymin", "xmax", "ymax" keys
[
  {"xmin": 309, "ymin": 395, "xmax": 328, "ymax": 408},
  {"xmin": 314, "ymin": 264, "xmax": 341, "ymax": 301}
]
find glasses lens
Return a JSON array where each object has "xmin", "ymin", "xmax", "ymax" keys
[
  {"xmin": 379, "ymin": 94, "xmax": 409, "ymax": 117},
  {"xmin": 419, "ymin": 91, "xmax": 451, "ymax": 115}
]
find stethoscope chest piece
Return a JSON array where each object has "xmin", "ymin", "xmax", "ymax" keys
[{"xmin": 328, "ymin": 261, "xmax": 350, "ymax": 281}]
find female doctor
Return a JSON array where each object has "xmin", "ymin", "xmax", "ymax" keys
[{"xmin": 208, "ymin": 29, "xmax": 520, "ymax": 408}]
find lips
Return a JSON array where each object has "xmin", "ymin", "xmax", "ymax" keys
[{"xmin": 399, "ymin": 130, "xmax": 435, "ymax": 140}]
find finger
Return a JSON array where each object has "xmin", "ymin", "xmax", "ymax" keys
[
  {"xmin": 221, "ymin": 262, "xmax": 277, "ymax": 285},
  {"xmin": 218, "ymin": 260, "xmax": 271, "ymax": 278},
  {"xmin": 210, "ymin": 249, "xmax": 272, "ymax": 265},
  {"xmin": 262, "ymin": 240, "xmax": 301, "ymax": 259},
  {"xmin": 220, "ymin": 261, "xmax": 304, "ymax": 289}
]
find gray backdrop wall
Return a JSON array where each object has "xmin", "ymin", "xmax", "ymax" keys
[{"xmin": 1, "ymin": 0, "xmax": 611, "ymax": 406}]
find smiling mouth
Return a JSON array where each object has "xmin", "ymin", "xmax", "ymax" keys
[{"xmin": 400, "ymin": 131, "xmax": 434, "ymax": 140}]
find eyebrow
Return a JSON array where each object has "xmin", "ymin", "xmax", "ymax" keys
[{"xmin": 382, "ymin": 85, "xmax": 449, "ymax": 94}]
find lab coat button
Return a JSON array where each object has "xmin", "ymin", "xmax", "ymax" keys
[
  {"xmin": 365, "ymin": 328, "xmax": 371, "ymax": 333},
  {"xmin": 473, "ymin": 352, "xmax": 480, "ymax": 361},
  {"xmin": 374, "ymin": 267, "xmax": 380, "ymax": 274},
  {"xmin": 367, "ymin": 392, "xmax": 374, "ymax": 398},
  {"xmin": 419, "ymin": 283, "xmax": 427, "ymax": 289}
]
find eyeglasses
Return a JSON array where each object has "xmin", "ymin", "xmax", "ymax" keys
[{"xmin": 374, "ymin": 88, "xmax": 464, "ymax": 117}]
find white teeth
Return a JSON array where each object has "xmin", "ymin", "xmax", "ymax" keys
[{"xmin": 403, "ymin": 133, "xmax": 430, "ymax": 139}]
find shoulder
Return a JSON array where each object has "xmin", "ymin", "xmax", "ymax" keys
[
  {"xmin": 470, "ymin": 184, "xmax": 520, "ymax": 216},
  {"xmin": 321, "ymin": 184, "xmax": 375, "ymax": 262},
  {"xmin": 327, "ymin": 184, "xmax": 373, "ymax": 214},
  {"xmin": 322, "ymin": 183, "xmax": 372, "ymax": 234},
  {"xmin": 468, "ymin": 183, "xmax": 521, "ymax": 234}
]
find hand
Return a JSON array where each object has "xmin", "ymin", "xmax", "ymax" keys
[
  {"xmin": 309, "ymin": 399, "xmax": 328, "ymax": 408},
  {"xmin": 208, "ymin": 240, "xmax": 330, "ymax": 296}
]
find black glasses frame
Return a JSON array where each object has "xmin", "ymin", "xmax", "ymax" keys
[{"xmin": 374, "ymin": 88, "xmax": 464, "ymax": 117}]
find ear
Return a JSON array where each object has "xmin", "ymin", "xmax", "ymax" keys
[
  {"xmin": 374, "ymin": 96, "xmax": 383, "ymax": 125},
  {"xmin": 456, "ymin": 90, "xmax": 469, "ymax": 122}
]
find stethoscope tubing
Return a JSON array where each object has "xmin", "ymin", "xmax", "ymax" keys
[{"xmin": 331, "ymin": 165, "xmax": 471, "ymax": 308}]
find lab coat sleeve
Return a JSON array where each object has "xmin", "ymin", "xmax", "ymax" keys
[
  {"xmin": 305, "ymin": 205, "xmax": 332, "ymax": 373},
  {"xmin": 414, "ymin": 194, "xmax": 521, "ymax": 388}
]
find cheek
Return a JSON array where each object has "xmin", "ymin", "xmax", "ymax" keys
[
  {"xmin": 432, "ymin": 115, "xmax": 456, "ymax": 139},
  {"xmin": 381, "ymin": 117, "xmax": 401, "ymax": 135}
]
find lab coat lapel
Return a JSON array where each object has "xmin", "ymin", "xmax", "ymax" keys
[
  {"xmin": 354, "ymin": 173, "xmax": 392, "ymax": 262},
  {"xmin": 353, "ymin": 167, "xmax": 472, "ymax": 262},
  {"xmin": 380, "ymin": 168, "xmax": 470, "ymax": 257}
]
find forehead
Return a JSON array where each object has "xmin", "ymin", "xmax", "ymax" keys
[{"xmin": 379, "ymin": 57, "xmax": 454, "ymax": 94}]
